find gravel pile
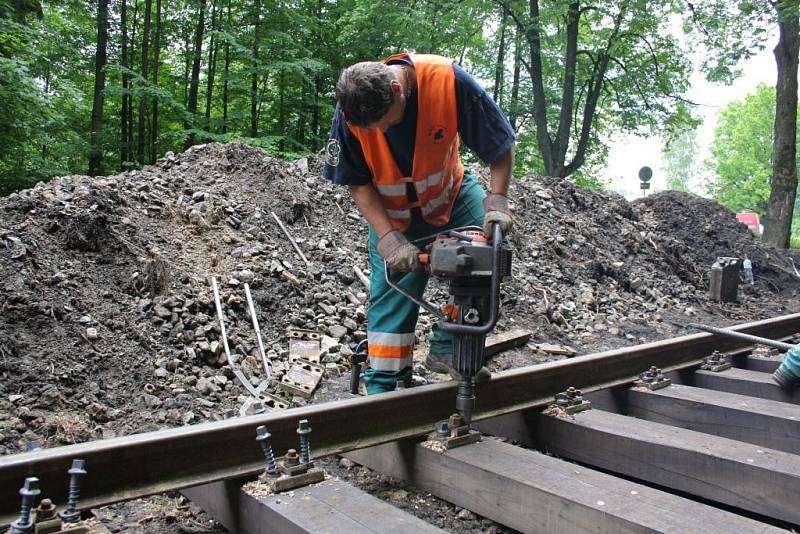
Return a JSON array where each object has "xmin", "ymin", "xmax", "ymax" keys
[
  {"xmin": 2, "ymin": 142, "xmax": 799, "ymax": 456},
  {"xmin": 1, "ymin": 142, "xmax": 799, "ymax": 531}
]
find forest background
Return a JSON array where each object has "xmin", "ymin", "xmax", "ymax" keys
[{"xmin": 1, "ymin": 0, "xmax": 798, "ymax": 247}]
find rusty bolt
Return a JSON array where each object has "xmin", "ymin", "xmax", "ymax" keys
[
  {"xmin": 35, "ymin": 498, "xmax": 56, "ymax": 520},
  {"xmin": 448, "ymin": 413, "xmax": 463, "ymax": 429},
  {"xmin": 285, "ymin": 449, "xmax": 300, "ymax": 466}
]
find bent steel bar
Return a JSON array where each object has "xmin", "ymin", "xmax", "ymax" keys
[
  {"xmin": 1, "ymin": 313, "xmax": 799, "ymax": 523},
  {"xmin": 687, "ymin": 322, "xmax": 795, "ymax": 351}
]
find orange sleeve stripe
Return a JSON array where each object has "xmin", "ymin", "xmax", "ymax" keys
[{"xmin": 369, "ymin": 344, "xmax": 414, "ymax": 358}]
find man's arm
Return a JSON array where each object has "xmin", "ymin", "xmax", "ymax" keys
[
  {"xmin": 348, "ymin": 183, "xmax": 395, "ymax": 238},
  {"xmin": 489, "ymin": 144, "xmax": 515, "ymax": 196},
  {"xmin": 349, "ymin": 183, "xmax": 423, "ymax": 272},
  {"xmin": 483, "ymin": 144, "xmax": 515, "ymax": 236}
]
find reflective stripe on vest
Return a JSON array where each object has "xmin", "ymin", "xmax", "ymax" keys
[
  {"xmin": 375, "ymin": 182, "xmax": 408, "ymax": 196},
  {"xmin": 348, "ymin": 53, "xmax": 464, "ymax": 232}
]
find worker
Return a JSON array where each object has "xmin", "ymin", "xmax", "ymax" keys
[
  {"xmin": 742, "ymin": 256, "xmax": 754, "ymax": 285},
  {"xmin": 323, "ymin": 53, "xmax": 515, "ymax": 394},
  {"xmin": 774, "ymin": 345, "xmax": 800, "ymax": 388}
]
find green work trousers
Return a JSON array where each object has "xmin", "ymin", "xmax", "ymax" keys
[{"xmin": 364, "ymin": 173, "xmax": 486, "ymax": 394}]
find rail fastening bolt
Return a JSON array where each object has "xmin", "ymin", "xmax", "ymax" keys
[
  {"xmin": 297, "ymin": 419, "xmax": 312, "ymax": 464},
  {"xmin": 256, "ymin": 425, "xmax": 279, "ymax": 476},
  {"xmin": 555, "ymin": 392, "xmax": 570, "ymax": 407},
  {"xmin": 9, "ymin": 477, "xmax": 40, "ymax": 534},
  {"xmin": 58, "ymin": 459, "xmax": 86, "ymax": 523},
  {"xmin": 435, "ymin": 420, "xmax": 451, "ymax": 438}
]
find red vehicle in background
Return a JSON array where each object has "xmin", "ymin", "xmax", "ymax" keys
[{"xmin": 736, "ymin": 212, "xmax": 762, "ymax": 235}]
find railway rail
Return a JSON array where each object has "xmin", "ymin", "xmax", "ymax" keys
[{"xmin": 2, "ymin": 312, "xmax": 800, "ymax": 532}]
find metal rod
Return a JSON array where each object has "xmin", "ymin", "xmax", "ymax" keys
[
  {"xmin": 271, "ymin": 211, "xmax": 310, "ymax": 267},
  {"xmin": 210, "ymin": 277, "xmax": 261, "ymax": 398},
  {"xmin": 353, "ymin": 265, "xmax": 370, "ymax": 291},
  {"xmin": 384, "ymin": 263, "xmax": 445, "ymax": 320},
  {"xmin": 687, "ymin": 322, "xmax": 794, "ymax": 352},
  {"xmin": 1, "ymin": 313, "xmax": 798, "ymax": 525},
  {"xmin": 244, "ymin": 283, "xmax": 271, "ymax": 380}
]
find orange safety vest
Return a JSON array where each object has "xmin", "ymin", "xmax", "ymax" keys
[{"xmin": 348, "ymin": 53, "xmax": 464, "ymax": 232}]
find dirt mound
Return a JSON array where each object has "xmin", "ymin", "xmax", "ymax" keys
[
  {"xmin": 1, "ymin": 142, "xmax": 798, "ymax": 457},
  {"xmin": 635, "ymin": 190, "xmax": 800, "ymax": 294}
]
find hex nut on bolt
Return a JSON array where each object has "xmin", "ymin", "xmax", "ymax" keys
[{"xmin": 285, "ymin": 448, "xmax": 300, "ymax": 466}]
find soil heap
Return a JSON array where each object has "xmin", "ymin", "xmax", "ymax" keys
[{"xmin": 1, "ymin": 141, "xmax": 798, "ymax": 456}]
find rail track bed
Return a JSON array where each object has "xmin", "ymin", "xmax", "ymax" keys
[{"xmin": 2, "ymin": 313, "xmax": 800, "ymax": 533}]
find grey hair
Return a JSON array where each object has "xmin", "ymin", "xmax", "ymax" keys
[{"xmin": 335, "ymin": 62, "xmax": 394, "ymax": 127}]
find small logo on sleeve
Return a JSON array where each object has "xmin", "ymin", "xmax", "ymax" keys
[
  {"xmin": 325, "ymin": 139, "xmax": 341, "ymax": 167},
  {"xmin": 429, "ymin": 125, "xmax": 447, "ymax": 144}
]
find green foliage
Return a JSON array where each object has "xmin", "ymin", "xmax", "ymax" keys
[
  {"xmin": 706, "ymin": 84, "xmax": 777, "ymax": 214},
  {"xmin": 681, "ymin": 0, "xmax": 773, "ymax": 84},
  {"xmin": 493, "ymin": 0, "xmax": 698, "ymax": 178},
  {"xmin": 1, "ymin": 0, "xmax": 782, "ymax": 198},
  {"xmin": 662, "ymin": 127, "xmax": 699, "ymax": 192}
]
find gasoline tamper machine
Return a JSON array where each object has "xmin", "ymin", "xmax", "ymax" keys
[{"xmin": 386, "ymin": 223, "xmax": 512, "ymax": 427}]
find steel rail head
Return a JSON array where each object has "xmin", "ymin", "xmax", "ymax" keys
[{"xmin": 1, "ymin": 312, "xmax": 798, "ymax": 525}]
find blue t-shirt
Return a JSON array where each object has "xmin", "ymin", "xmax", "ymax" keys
[{"xmin": 323, "ymin": 60, "xmax": 515, "ymax": 186}]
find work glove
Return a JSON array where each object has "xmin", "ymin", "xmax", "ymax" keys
[
  {"xmin": 377, "ymin": 229, "xmax": 422, "ymax": 273},
  {"xmin": 483, "ymin": 193, "xmax": 513, "ymax": 237}
]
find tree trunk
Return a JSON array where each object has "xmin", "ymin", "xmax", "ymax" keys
[
  {"xmin": 278, "ymin": 68, "xmax": 286, "ymax": 151},
  {"xmin": 185, "ymin": 0, "xmax": 207, "ymax": 149},
  {"xmin": 183, "ymin": 19, "xmax": 191, "ymax": 107},
  {"xmin": 296, "ymin": 81, "xmax": 307, "ymax": 147},
  {"xmin": 764, "ymin": 1, "xmax": 799, "ymax": 248},
  {"xmin": 509, "ymin": 26, "xmax": 522, "ymax": 131},
  {"xmin": 137, "ymin": 0, "xmax": 152, "ymax": 164},
  {"xmin": 222, "ymin": 0, "xmax": 231, "ymax": 134},
  {"xmin": 205, "ymin": 0, "xmax": 218, "ymax": 122},
  {"xmin": 554, "ymin": 1, "xmax": 579, "ymax": 170},
  {"xmin": 517, "ymin": 0, "xmax": 622, "ymax": 177},
  {"xmin": 524, "ymin": 0, "xmax": 555, "ymax": 173},
  {"xmin": 89, "ymin": 0, "xmax": 109, "ymax": 176},
  {"xmin": 250, "ymin": 0, "xmax": 260, "ymax": 137},
  {"xmin": 312, "ymin": 73, "xmax": 321, "ymax": 149},
  {"xmin": 493, "ymin": 5, "xmax": 507, "ymax": 103},
  {"xmin": 121, "ymin": 0, "xmax": 130, "ymax": 166},
  {"xmin": 149, "ymin": 0, "xmax": 162, "ymax": 164},
  {"xmin": 128, "ymin": 0, "xmax": 139, "ymax": 163}
]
